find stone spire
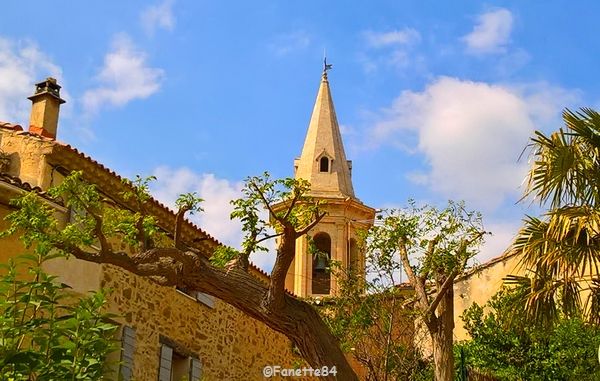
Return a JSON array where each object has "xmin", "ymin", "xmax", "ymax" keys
[{"xmin": 294, "ymin": 68, "xmax": 355, "ymax": 198}]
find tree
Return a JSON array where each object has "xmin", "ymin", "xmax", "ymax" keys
[
  {"xmin": 366, "ymin": 201, "xmax": 486, "ymax": 381},
  {"xmin": 0, "ymin": 252, "xmax": 118, "ymax": 380},
  {"xmin": 2, "ymin": 171, "xmax": 357, "ymax": 379},
  {"xmin": 458, "ymin": 288, "xmax": 600, "ymax": 380},
  {"xmin": 321, "ymin": 239, "xmax": 432, "ymax": 381},
  {"xmin": 511, "ymin": 108, "xmax": 600, "ymax": 325}
]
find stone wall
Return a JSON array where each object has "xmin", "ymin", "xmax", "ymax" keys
[{"xmin": 101, "ymin": 265, "xmax": 309, "ymax": 381}]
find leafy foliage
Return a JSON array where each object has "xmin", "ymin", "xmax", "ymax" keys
[
  {"xmin": 321, "ymin": 200, "xmax": 485, "ymax": 380},
  {"xmin": 4, "ymin": 171, "xmax": 173, "ymax": 256},
  {"xmin": 0, "ymin": 253, "xmax": 118, "ymax": 380},
  {"xmin": 368, "ymin": 200, "xmax": 485, "ymax": 285},
  {"xmin": 175, "ymin": 192, "xmax": 204, "ymax": 215},
  {"xmin": 211, "ymin": 172, "xmax": 323, "ymax": 267},
  {"xmin": 363, "ymin": 200, "xmax": 485, "ymax": 381},
  {"xmin": 513, "ymin": 108, "xmax": 600, "ymax": 325},
  {"xmin": 322, "ymin": 258, "xmax": 432, "ymax": 381},
  {"xmin": 458, "ymin": 288, "xmax": 600, "ymax": 381}
]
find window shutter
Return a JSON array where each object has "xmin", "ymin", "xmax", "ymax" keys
[
  {"xmin": 195, "ymin": 292, "xmax": 215, "ymax": 308},
  {"xmin": 120, "ymin": 326, "xmax": 135, "ymax": 381},
  {"xmin": 189, "ymin": 357, "xmax": 202, "ymax": 381},
  {"xmin": 158, "ymin": 344, "xmax": 173, "ymax": 381}
]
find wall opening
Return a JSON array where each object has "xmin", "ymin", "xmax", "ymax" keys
[
  {"xmin": 319, "ymin": 157, "xmax": 329, "ymax": 173},
  {"xmin": 312, "ymin": 233, "xmax": 331, "ymax": 294},
  {"xmin": 158, "ymin": 341, "xmax": 202, "ymax": 381}
]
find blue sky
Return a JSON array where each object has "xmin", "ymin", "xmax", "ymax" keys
[{"xmin": 1, "ymin": 1, "xmax": 597, "ymax": 271}]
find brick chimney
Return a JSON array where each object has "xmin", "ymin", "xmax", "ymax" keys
[{"xmin": 27, "ymin": 77, "xmax": 65, "ymax": 140}]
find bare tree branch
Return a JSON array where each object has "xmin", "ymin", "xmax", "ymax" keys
[
  {"xmin": 174, "ymin": 207, "xmax": 189, "ymax": 250},
  {"xmin": 424, "ymin": 232, "xmax": 485, "ymax": 318},
  {"xmin": 296, "ymin": 211, "xmax": 327, "ymax": 237},
  {"xmin": 426, "ymin": 271, "xmax": 458, "ymax": 319},
  {"xmin": 283, "ymin": 190, "xmax": 301, "ymax": 221},
  {"xmin": 256, "ymin": 232, "xmax": 282, "ymax": 245},
  {"xmin": 397, "ymin": 239, "xmax": 430, "ymax": 313},
  {"xmin": 267, "ymin": 226, "xmax": 296, "ymax": 309},
  {"xmin": 250, "ymin": 182, "xmax": 285, "ymax": 226}
]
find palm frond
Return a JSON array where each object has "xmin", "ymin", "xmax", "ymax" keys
[
  {"xmin": 586, "ymin": 278, "xmax": 600, "ymax": 325},
  {"xmin": 523, "ymin": 108, "xmax": 600, "ymax": 208}
]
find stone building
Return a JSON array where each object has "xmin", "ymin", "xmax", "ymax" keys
[
  {"xmin": 0, "ymin": 78, "xmax": 306, "ymax": 380},
  {"xmin": 282, "ymin": 68, "xmax": 376, "ymax": 298}
]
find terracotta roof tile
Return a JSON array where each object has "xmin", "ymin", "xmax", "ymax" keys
[
  {"xmin": 0, "ymin": 173, "xmax": 58, "ymax": 204},
  {"xmin": 0, "ymin": 121, "xmax": 23, "ymax": 131},
  {"xmin": 0, "ymin": 173, "xmax": 42, "ymax": 192}
]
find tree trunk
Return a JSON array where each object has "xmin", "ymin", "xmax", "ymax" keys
[
  {"xmin": 48, "ymin": 200, "xmax": 357, "ymax": 378},
  {"xmin": 120, "ymin": 252, "xmax": 358, "ymax": 380},
  {"xmin": 430, "ymin": 285, "xmax": 455, "ymax": 381}
]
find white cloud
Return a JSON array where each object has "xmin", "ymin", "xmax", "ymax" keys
[
  {"xmin": 149, "ymin": 166, "xmax": 276, "ymax": 272},
  {"xmin": 82, "ymin": 34, "xmax": 164, "ymax": 115},
  {"xmin": 477, "ymin": 220, "xmax": 520, "ymax": 262},
  {"xmin": 463, "ymin": 8, "xmax": 513, "ymax": 54},
  {"xmin": 360, "ymin": 28, "xmax": 422, "ymax": 72},
  {"xmin": 269, "ymin": 31, "xmax": 311, "ymax": 57},
  {"xmin": 151, "ymin": 166, "xmax": 243, "ymax": 246},
  {"xmin": 368, "ymin": 77, "xmax": 578, "ymax": 212},
  {"xmin": 0, "ymin": 37, "xmax": 67, "ymax": 125},
  {"xmin": 141, "ymin": 0, "xmax": 176, "ymax": 35},
  {"xmin": 364, "ymin": 28, "xmax": 421, "ymax": 48}
]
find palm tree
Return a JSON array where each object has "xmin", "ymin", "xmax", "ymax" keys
[{"xmin": 509, "ymin": 108, "xmax": 600, "ymax": 325}]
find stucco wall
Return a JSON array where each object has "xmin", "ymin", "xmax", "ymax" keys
[
  {"xmin": 0, "ymin": 207, "xmax": 25, "ymax": 270},
  {"xmin": 453, "ymin": 254, "xmax": 522, "ymax": 340},
  {"xmin": 0, "ymin": 131, "xmax": 54, "ymax": 188}
]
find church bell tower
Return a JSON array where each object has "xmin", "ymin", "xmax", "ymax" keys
[{"xmin": 284, "ymin": 65, "xmax": 375, "ymax": 298}]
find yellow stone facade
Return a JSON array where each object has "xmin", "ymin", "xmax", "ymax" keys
[
  {"xmin": 101, "ymin": 266, "xmax": 304, "ymax": 380},
  {"xmin": 0, "ymin": 79, "xmax": 308, "ymax": 380}
]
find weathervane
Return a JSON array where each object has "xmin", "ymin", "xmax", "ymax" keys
[{"xmin": 323, "ymin": 50, "xmax": 333, "ymax": 76}]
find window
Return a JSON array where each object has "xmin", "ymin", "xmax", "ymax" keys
[
  {"xmin": 319, "ymin": 156, "xmax": 329, "ymax": 172},
  {"xmin": 312, "ymin": 233, "xmax": 331, "ymax": 294},
  {"xmin": 158, "ymin": 341, "xmax": 202, "ymax": 381}
]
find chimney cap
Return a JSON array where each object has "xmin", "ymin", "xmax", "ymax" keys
[{"xmin": 27, "ymin": 77, "xmax": 65, "ymax": 104}]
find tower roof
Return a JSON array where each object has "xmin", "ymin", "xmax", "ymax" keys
[{"xmin": 294, "ymin": 70, "xmax": 355, "ymax": 198}]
